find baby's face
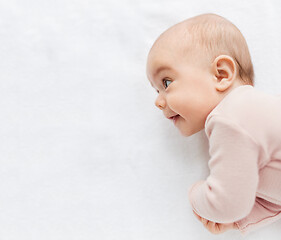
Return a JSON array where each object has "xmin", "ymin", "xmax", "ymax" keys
[{"xmin": 146, "ymin": 45, "xmax": 222, "ymax": 136}]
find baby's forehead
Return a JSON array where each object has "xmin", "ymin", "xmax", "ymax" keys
[
  {"xmin": 149, "ymin": 30, "xmax": 200, "ymax": 63},
  {"xmin": 147, "ymin": 41, "xmax": 196, "ymax": 74},
  {"xmin": 147, "ymin": 48, "xmax": 174, "ymax": 76},
  {"xmin": 148, "ymin": 36, "xmax": 187, "ymax": 63}
]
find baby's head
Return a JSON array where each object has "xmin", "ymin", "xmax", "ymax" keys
[{"xmin": 146, "ymin": 13, "xmax": 254, "ymax": 136}]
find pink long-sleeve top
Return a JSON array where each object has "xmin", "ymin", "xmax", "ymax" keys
[{"xmin": 188, "ymin": 85, "xmax": 281, "ymax": 236}]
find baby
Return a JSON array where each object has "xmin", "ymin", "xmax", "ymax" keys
[{"xmin": 146, "ymin": 13, "xmax": 281, "ymax": 236}]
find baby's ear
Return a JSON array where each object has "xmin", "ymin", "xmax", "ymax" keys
[{"xmin": 211, "ymin": 55, "xmax": 237, "ymax": 92}]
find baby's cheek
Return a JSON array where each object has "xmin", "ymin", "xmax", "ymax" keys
[
  {"xmin": 166, "ymin": 94, "xmax": 179, "ymax": 110},
  {"xmin": 167, "ymin": 92, "xmax": 189, "ymax": 111}
]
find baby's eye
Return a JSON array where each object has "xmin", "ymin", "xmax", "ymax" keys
[{"xmin": 163, "ymin": 78, "xmax": 172, "ymax": 89}]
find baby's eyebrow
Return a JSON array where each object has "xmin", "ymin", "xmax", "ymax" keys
[
  {"xmin": 148, "ymin": 65, "xmax": 174, "ymax": 89},
  {"xmin": 153, "ymin": 65, "xmax": 173, "ymax": 77}
]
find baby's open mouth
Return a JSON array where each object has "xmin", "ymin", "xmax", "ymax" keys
[
  {"xmin": 169, "ymin": 115, "xmax": 179, "ymax": 122},
  {"xmin": 172, "ymin": 115, "xmax": 179, "ymax": 124}
]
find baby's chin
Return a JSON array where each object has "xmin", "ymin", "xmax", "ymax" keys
[
  {"xmin": 178, "ymin": 125, "xmax": 204, "ymax": 137},
  {"xmin": 180, "ymin": 130, "xmax": 195, "ymax": 137}
]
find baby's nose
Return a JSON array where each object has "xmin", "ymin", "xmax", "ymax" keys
[{"xmin": 155, "ymin": 95, "xmax": 166, "ymax": 110}]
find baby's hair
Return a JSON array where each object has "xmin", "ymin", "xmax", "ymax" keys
[{"xmin": 183, "ymin": 13, "xmax": 254, "ymax": 86}]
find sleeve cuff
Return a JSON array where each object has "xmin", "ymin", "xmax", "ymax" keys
[{"xmin": 234, "ymin": 198, "xmax": 281, "ymax": 236}]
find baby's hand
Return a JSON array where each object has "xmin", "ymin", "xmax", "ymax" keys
[{"xmin": 192, "ymin": 210, "xmax": 238, "ymax": 234}]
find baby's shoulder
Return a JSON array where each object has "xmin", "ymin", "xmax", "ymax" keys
[
  {"xmin": 212, "ymin": 86, "xmax": 278, "ymax": 118},
  {"xmin": 206, "ymin": 86, "xmax": 281, "ymax": 133}
]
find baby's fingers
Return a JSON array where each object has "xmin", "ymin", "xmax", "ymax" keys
[
  {"xmin": 202, "ymin": 219, "xmax": 222, "ymax": 234},
  {"xmin": 201, "ymin": 218, "xmax": 209, "ymax": 226},
  {"xmin": 192, "ymin": 210, "xmax": 229, "ymax": 234}
]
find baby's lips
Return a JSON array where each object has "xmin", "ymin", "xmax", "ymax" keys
[
  {"xmin": 171, "ymin": 115, "xmax": 179, "ymax": 124},
  {"xmin": 168, "ymin": 114, "xmax": 179, "ymax": 120}
]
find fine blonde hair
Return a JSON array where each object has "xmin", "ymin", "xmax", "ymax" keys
[{"xmin": 183, "ymin": 13, "xmax": 254, "ymax": 86}]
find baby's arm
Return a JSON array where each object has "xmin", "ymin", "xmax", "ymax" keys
[{"xmin": 188, "ymin": 116, "xmax": 260, "ymax": 227}]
